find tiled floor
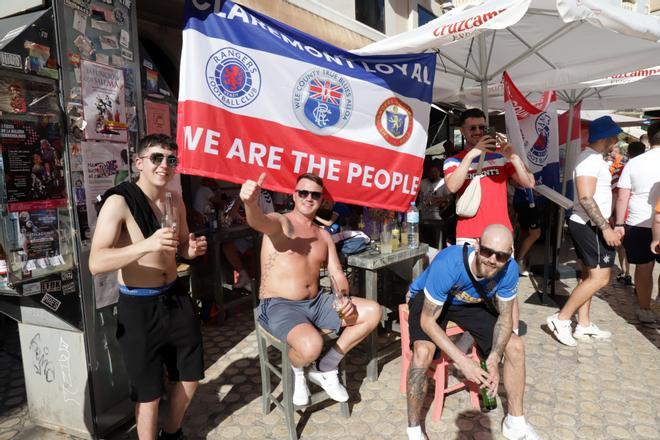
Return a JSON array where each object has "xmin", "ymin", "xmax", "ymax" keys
[{"xmin": 1, "ymin": 261, "xmax": 659, "ymax": 439}]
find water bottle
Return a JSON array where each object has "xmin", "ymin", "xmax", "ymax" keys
[
  {"xmin": 406, "ymin": 202, "xmax": 419, "ymax": 248},
  {"xmin": 479, "ymin": 360, "xmax": 497, "ymax": 411}
]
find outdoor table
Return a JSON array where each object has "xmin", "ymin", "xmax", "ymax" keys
[
  {"xmin": 210, "ymin": 224, "xmax": 259, "ymax": 324},
  {"xmin": 347, "ymin": 243, "xmax": 429, "ymax": 381}
]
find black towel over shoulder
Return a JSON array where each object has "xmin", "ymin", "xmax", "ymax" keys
[{"xmin": 96, "ymin": 181, "xmax": 161, "ymax": 239}]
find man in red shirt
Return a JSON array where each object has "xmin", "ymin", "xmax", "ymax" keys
[{"xmin": 444, "ymin": 109, "xmax": 535, "ymax": 243}]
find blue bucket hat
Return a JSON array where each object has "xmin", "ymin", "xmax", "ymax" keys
[{"xmin": 588, "ymin": 116, "xmax": 622, "ymax": 143}]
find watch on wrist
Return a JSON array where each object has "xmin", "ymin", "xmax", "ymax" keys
[{"xmin": 614, "ymin": 224, "xmax": 625, "ymax": 227}]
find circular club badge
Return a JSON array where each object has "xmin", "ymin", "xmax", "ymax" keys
[
  {"xmin": 206, "ymin": 48, "xmax": 261, "ymax": 108},
  {"xmin": 292, "ymin": 68, "xmax": 353, "ymax": 136},
  {"xmin": 375, "ymin": 97, "xmax": 413, "ymax": 146}
]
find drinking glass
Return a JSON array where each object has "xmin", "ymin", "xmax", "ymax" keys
[{"xmin": 380, "ymin": 229, "xmax": 393, "ymax": 254}]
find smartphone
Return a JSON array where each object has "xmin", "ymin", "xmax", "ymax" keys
[{"xmin": 484, "ymin": 127, "xmax": 498, "ymax": 150}]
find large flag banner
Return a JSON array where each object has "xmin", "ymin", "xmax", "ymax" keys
[
  {"xmin": 503, "ymin": 72, "xmax": 560, "ymax": 193},
  {"xmin": 177, "ymin": 0, "xmax": 436, "ymax": 211}
]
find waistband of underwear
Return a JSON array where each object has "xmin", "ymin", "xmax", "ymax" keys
[{"xmin": 119, "ymin": 280, "xmax": 178, "ymax": 297}]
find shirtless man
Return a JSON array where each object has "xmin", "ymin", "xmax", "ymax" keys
[
  {"xmin": 245, "ymin": 172, "xmax": 381, "ymax": 405},
  {"xmin": 89, "ymin": 134, "xmax": 207, "ymax": 440}
]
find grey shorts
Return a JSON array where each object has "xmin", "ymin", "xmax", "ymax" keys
[{"xmin": 257, "ymin": 290, "xmax": 342, "ymax": 342}]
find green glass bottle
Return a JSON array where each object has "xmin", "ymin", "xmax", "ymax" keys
[{"xmin": 479, "ymin": 360, "xmax": 497, "ymax": 411}]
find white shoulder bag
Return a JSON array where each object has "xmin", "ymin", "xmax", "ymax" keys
[{"xmin": 455, "ymin": 152, "xmax": 486, "ymax": 218}]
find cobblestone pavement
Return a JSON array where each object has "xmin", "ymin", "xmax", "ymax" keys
[{"xmin": 1, "ymin": 264, "xmax": 659, "ymax": 440}]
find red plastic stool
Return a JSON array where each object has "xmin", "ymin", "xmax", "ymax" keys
[{"xmin": 399, "ymin": 303, "xmax": 480, "ymax": 421}]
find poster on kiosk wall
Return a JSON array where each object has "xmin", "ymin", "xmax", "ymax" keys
[
  {"xmin": 81, "ymin": 60, "xmax": 128, "ymax": 142},
  {"xmin": 0, "ymin": 118, "xmax": 67, "ymax": 212}
]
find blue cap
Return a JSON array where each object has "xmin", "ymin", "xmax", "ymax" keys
[{"xmin": 588, "ymin": 116, "xmax": 622, "ymax": 143}]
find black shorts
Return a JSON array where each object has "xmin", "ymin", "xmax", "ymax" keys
[
  {"xmin": 568, "ymin": 220, "xmax": 616, "ymax": 269},
  {"xmin": 116, "ymin": 281, "xmax": 204, "ymax": 402},
  {"xmin": 515, "ymin": 204, "xmax": 541, "ymax": 230},
  {"xmin": 408, "ymin": 292, "xmax": 498, "ymax": 359},
  {"xmin": 624, "ymin": 225, "xmax": 660, "ymax": 265}
]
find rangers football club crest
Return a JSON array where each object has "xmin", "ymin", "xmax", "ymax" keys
[
  {"xmin": 526, "ymin": 112, "xmax": 551, "ymax": 166},
  {"xmin": 375, "ymin": 97, "xmax": 413, "ymax": 146},
  {"xmin": 292, "ymin": 68, "xmax": 353, "ymax": 136},
  {"xmin": 206, "ymin": 48, "xmax": 261, "ymax": 108}
]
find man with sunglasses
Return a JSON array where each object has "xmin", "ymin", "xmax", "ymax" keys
[
  {"xmin": 444, "ymin": 108, "xmax": 535, "ymax": 244},
  {"xmin": 405, "ymin": 224, "xmax": 540, "ymax": 440},
  {"xmin": 90, "ymin": 134, "xmax": 207, "ymax": 440},
  {"xmin": 244, "ymin": 172, "xmax": 381, "ymax": 406}
]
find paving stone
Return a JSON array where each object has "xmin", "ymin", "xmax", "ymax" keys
[{"xmin": 0, "ymin": 431, "xmax": 18, "ymax": 440}]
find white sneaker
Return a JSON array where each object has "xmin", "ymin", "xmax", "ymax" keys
[
  {"xmin": 292, "ymin": 370, "xmax": 310, "ymax": 406},
  {"xmin": 636, "ymin": 308, "xmax": 656, "ymax": 324},
  {"xmin": 546, "ymin": 313, "xmax": 577, "ymax": 347},
  {"xmin": 502, "ymin": 418, "xmax": 542, "ymax": 440},
  {"xmin": 307, "ymin": 363, "xmax": 348, "ymax": 402},
  {"xmin": 573, "ymin": 323, "xmax": 612, "ymax": 340},
  {"xmin": 235, "ymin": 270, "xmax": 252, "ymax": 292},
  {"xmin": 517, "ymin": 260, "xmax": 530, "ymax": 277}
]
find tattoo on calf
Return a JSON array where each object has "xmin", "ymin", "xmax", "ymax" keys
[{"xmin": 407, "ymin": 366, "xmax": 429, "ymax": 426}]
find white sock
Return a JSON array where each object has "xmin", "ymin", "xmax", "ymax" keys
[
  {"xmin": 407, "ymin": 426, "xmax": 423, "ymax": 440},
  {"xmin": 291, "ymin": 365, "xmax": 305, "ymax": 376},
  {"xmin": 318, "ymin": 346, "xmax": 344, "ymax": 372},
  {"xmin": 506, "ymin": 414, "xmax": 526, "ymax": 428}
]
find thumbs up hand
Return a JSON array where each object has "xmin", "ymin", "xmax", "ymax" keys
[{"xmin": 240, "ymin": 172, "xmax": 266, "ymax": 206}]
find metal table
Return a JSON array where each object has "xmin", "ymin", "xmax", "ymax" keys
[{"xmin": 347, "ymin": 243, "xmax": 428, "ymax": 381}]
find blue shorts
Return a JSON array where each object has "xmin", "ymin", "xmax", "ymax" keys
[{"xmin": 257, "ymin": 290, "xmax": 341, "ymax": 342}]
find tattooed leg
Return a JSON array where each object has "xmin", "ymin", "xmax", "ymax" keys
[{"xmin": 407, "ymin": 341, "xmax": 435, "ymax": 427}]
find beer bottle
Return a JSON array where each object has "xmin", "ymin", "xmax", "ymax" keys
[{"xmin": 479, "ymin": 360, "xmax": 497, "ymax": 411}]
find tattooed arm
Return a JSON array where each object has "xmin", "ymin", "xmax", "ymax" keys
[
  {"xmin": 419, "ymin": 297, "xmax": 489, "ymax": 386},
  {"xmin": 576, "ymin": 175, "xmax": 621, "ymax": 246},
  {"xmin": 490, "ymin": 297, "xmax": 514, "ymax": 362},
  {"xmin": 482, "ymin": 297, "xmax": 515, "ymax": 396}
]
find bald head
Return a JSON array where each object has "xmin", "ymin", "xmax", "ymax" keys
[{"xmin": 480, "ymin": 224, "xmax": 513, "ymax": 252}]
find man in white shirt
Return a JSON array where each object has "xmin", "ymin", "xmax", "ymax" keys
[
  {"xmin": 547, "ymin": 116, "xmax": 622, "ymax": 346},
  {"xmin": 614, "ymin": 122, "xmax": 660, "ymax": 323}
]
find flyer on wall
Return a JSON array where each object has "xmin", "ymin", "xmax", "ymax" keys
[
  {"xmin": 0, "ymin": 117, "xmax": 67, "ymax": 212},
  {"xmin": 16, "ymin": 209, "xmax": 65, "ymax": 271},
  {"xmin": 81, "ymin": 60, "xmax": 128, "ymax": 142},
  {"xmin": 81, "ymin": 141, "xmax": 129, "ymax": 230},
  {"xmin": 0, "ymin": 76, "xmax": 60, "ymax": 115},
  {"xmin": 144, "ymin": 99, "xmax": 171, "ymax": 136}
]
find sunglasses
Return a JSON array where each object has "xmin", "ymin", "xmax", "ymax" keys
[
  {"xmin": 140, "ymin": 153, "xmax": 178, "ymax": 168},
  {"xmin": 479, "ymin": 245, "xmax": 511, "ymax": 263},
  {"xmin": 467, "ymin": 125, "xmax": 487, "ymax": 132},
  {"xmin": 296, "ymin": 189, "xmax": 322, "ymax": 200}
]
